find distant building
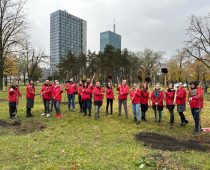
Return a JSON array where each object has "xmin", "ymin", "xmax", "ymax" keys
[
  {"xmin": 100, "ymin": 22, "xmax": 121, "ymax": 51},
  {"xmin": 50, "ymin": 10, "xmax": 87, "ymax": 74}
]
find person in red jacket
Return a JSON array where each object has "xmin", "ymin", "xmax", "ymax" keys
[
  {"xmin": 197, "ymin": 82, "xmax": 204, "ymax": 111},
  {"xmin": 50, "ymin": 80, "xmax": 58, "ymax": 113},
  {"xmin": 82, "ymin": 82, "xmax": 91, "ymax": 116},
  {"xmin": 117, "ymin": 80, "xmax": 129, "ymax": 118},
  {"xmin": 86, "ymin": 78, "xmax": 94, "ymax": 110},
  {"xmin": 65, "ymin": 79, "xmax": 77, "ymax": 112},
  {"xmin": 52, "ymin": 81, "xmax": 63, "ymax": 118},
  {"xmin": 175, "ymin": 82, "xmax": 189, "ymax": 126},
  {"xmin": 106, "ymin": 82, "xmax": 114, "ymax": 115},
  {"xmin": 188, "ymin": 81, "xmax": 203, "ymax": 134},
  {"xmin": 130, "ymin": 83, "xmax": 141, "ymax": 124},
  {"xmin": 78, "ymin": 81, "xmax": 83, "ymax": 112},
  {"xmin": 26, "ymin": 80, "xmax": 35, "ymax": 118},
  {"xmin": 8, "ymin": 80, "xmax": 22, "ymax": 119},
  {"xmin": 93, "ymin": 82, "xmax": 103, "ymax": 119},
  {"xmin": 165, "ymin": 83, "xmax": 175, "ymax": 127},
  {"xmin": 40, "ymin": 80, "xmax": 52, "ymax": 117},
  {"xmin": 151, "ymin": 83, "xmax": 164, "ymax": 122},
  {"xmin": 141, "ymin": 83, "xmax": 149, "ymax": 121}
]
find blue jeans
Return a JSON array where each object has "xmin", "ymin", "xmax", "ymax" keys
[
  {"xmin": 54, "ymin": 100, "xmax": 61, "ymax": 114},
  {"xmin": 83, "ymin": 100, "xmax": 91, "ymax": 115},
  {"xmin": 132, "ymin": 104, "xmax": 141, "ymax": 121},
  {"xmin": 68, "ymin": 94, "xmax": 75, "ymax": 110},
  {"xmin": 191, "ymin": 108, "xmax": 200, "ymax": 131}
]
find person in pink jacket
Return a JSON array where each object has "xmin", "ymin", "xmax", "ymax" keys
[{"xmin": 117, "ymin": 80, "xmax": 129, "ymax": 118}]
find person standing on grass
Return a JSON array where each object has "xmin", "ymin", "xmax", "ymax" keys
[
  {"xmin": 8, "ymin": 80, "xmax": 22, "ymax": 119},
  {"xmin": 26, "ymin": 80, "xmax": 35, "ymax": 118},
  {"xmin": 86, "ymin": 78, "xmax": 94, "ymax": 110},
  {"xmin": 82, "ymin": 82, "xmax": 91, "ymax": 116},
  {"xmin": 140, "ymin": 83, "xmax": 149, "ymax": 121},
  {"xmin": 188, "ymin": 81, "xmax": 204, "ymax": 134},
  {"xmin": 106, "ymin": 82, "xmax": 114, "ymax": 115},
  {"xmin": 65, "ymin": 79, "xmax": 77, "ymax": 112},
  {"xmin": 151, "ymin": 83, "xmax": 164, "ymax": 122},
  {"xmin": 117, "ymin": 80, "xmax": 130, "ymax": 118},
  {"xmin": 175, "ymin": 82, "xmax": 189, "ymax": 127},
  {"xmin": 93, "ymin": 82, "xmax": 103, "ymax": 119},
  {"xmin": 165, "ymin": 83, "xmax": 175, "ymax": 128},
  {"xmin": 78, "ymin": 81, "xmax": 83, "ymax": 113},
  {"xmin": 52, "ymin": 81, "xmax": 63, "ymax": 119},
  {"xmin": 40, "ymin": 80, "xmax": 52, "ymax": 117},
  {"xmin": 130, "ymin": 83, "xmax": 141, "ymax": 124},
  {"xmin": 50, "ymin": 80, "xmax": 58, "ymax": 113}
]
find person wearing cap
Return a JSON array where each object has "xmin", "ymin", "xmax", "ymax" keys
[
  {"xmin": 117, "ymin": 80, "xmax": 130, "ymax": 118},
  {"xmin": 130, "ymin": 83, "xmax": 141, "ymax": 124},
  {"xmin": 8, "ymin": 80, "xmax": 22, "ymax": 119},
  {"xmin": 188, "ymin": 81, "xmax": 203, "ymax": 134},
  {"xmin": 175, "ymin": 82, "xmax": 189, "ymax": 126},
  {"xmin": 26, "ymin": 80, "xmax": 35, "ymax": 117},
  {"xmin": 106, "ymin": 82, "xmax": 114, "ymax": 115},
  {"xmin": 65, "ymin": 79, "xmax": 77, "ymax": 112},
  {"xmin": 93, "ymin": 82, "xmax": 103, "ymax": 119},
  {"xmin": 151, "ymin": 83, "xmax": 164, "ymax": 122}
]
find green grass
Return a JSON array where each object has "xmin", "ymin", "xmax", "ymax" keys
[{"xmin": 0, "ymin": 85, "xmax": 210, "ymax": 169}]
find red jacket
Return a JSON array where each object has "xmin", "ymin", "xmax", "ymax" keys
[
  {"xmin": 176, "ymin": 87, "xmax": 186, "ymax": 105},
  {"xmin": 117, "ymin": 84, "xmax": 129, "ymax": 100},
  {"xmin": 40, "ymin": 85, "xmax": 52, "ymax": 101},
  {"xmin": 26, "ymin": 84, "xmax": 35, "ymax": 99},
  {"xmin": 52, "ymin": 86, "xmax": 63, "ymax": 101},
  {"xmin": 8, "ymin": 86, "xmax": 22, "ymax": 103},
  {"xmin": 106, "ymin": 87, "xmax": 114, "ymax": 99},
  {"xmin": 78, "ymin": 85, "xmax": 83, "ymax": 96},
  {"xmin": 197, "ymin": 87, "xmax": 204, "ymax": 109},
  {"xmin": 87, "ymin": 83, "xmax": 94, "ymax": 94},
  {"xmin": 65, "ymin": 82, "xmax": 76, "ymax": 94},
  {"xmin": 130, "ymin": 89, "xmax": 141, "ymax": 104},
  {"xmin": 188, "ymin": 88, "xmax": 204, "ymax": 109},
  {"xmin": 141, "ymin": 90, "xmax": 149, "ymax": 105},
  {"xmin": 93, "ymin": 86, "xmax": 103, "ymax": 102},
  {"xmin": 82, "ymin": 87, "xmax": 91, "ymax": 100},
  {"xmin": 165, "ymin": 90, "xmax": 175, "ymax": 106},
  {"xmin": 151, "ymin": 90, "xmax": 164, "ymax": 106}
]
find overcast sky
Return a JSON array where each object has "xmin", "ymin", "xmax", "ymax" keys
[{"xmin": 26, "ymin": 0, "xmax": 210, "ymax": 57}]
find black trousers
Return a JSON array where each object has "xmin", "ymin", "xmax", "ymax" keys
[
  {"xmin": 9, "ymin": 102, "xmax": 17, "ymax": 118},
  {"xmin": 179, "ymin": 112, "xmax": 187, "ymax": 124},
  {"xmin": 106, "ymin": 98, "xmax": 113, "ymax": 114},
  {"xmin": 78, "ymin": 95, "xmax": 83, "ymax": 111}
]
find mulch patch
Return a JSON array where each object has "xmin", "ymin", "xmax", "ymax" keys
[
  {"xmin": 135, "ymin": 132, "xmax": 210, "ymax": 152},
  {"xmin": 0, "ymin": 119, "xmax": 46, "ymax": 135}
]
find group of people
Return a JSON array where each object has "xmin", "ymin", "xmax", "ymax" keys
[{"xmin": 8, "ymin": 78, "xmax": 204, "ymax": 134}]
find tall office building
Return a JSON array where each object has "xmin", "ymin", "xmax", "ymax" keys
[
  {"xmin": 50, "ymin": 10, "xmax": 87, "ymax": 73},
  {"xmin": 100, "ymin": 22, "xmax": 121, "ymax": 51}
]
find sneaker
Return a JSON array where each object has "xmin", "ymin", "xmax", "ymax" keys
[
  {"xmin": 185, "ymin": 120, "xmax": 189, "ymax": 125},
  {"xmin": 41, "ymin": 113, "xmax": 45, "ymax": 116},
  {"xmin": 46, "ymin": 114, "xmax": 50, "ymax": 117}
]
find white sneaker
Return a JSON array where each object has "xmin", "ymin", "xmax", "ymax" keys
[
  {"xmin": 46, "ymin": 114, "xmax": 50, "ymax": 117},
  {"xmin": 41, "ymin": 113, "xmax": 45, "ymax": 116}
]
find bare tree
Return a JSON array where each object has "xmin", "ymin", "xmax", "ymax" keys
[
  {"xmin": 185, "ymin": 14, "xmax": 210, "ymax": 69},
  {"xmin": 0, "ymin": 0, "xmax": 27, "ymax": 89}
]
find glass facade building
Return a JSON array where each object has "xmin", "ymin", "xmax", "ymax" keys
[
  {"xmin": 50, "ymin": 10, "xmax": 87, "ymax": 73},
  {"xmin": 100, "ymin": 31, "xmax": 121, "ymax": 51}
]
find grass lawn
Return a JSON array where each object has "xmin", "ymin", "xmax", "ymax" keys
[{"xmin": 0, "ymin": 85, "xmax": 210, "ymax": 170}]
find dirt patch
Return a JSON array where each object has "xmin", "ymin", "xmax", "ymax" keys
[
  {"xmin": 0, "ymin": 120, "xmax": 46, "ymax": 135},
  {"xmin": 135, "ymin": 132, "xmax": 209, "ymax": 152}
]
